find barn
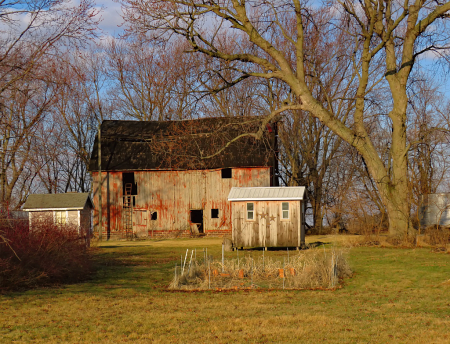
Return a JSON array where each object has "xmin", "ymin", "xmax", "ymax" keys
[
  {"xmin": 228, "ymin": 187, "xmax": 306, "ymax": 249},
  {"xmin": 22, "ymin": 193, "xmax": 93, "ymax": 236},
  {"xmin": 88, "ymin": 117, "xmax": 278, "ymax": 239}
]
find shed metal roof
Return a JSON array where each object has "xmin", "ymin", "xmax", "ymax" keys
[
  {"xmin": 228, "ymin": 187, "xmax": 305, "ymax": 201},
  {"xmin": 22, "ymin": 193, "xmax": 93, "ymax": 211}
]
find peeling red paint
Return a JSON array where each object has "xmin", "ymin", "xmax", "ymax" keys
[{"xmin": 92, "ymin": 167, "xmax": 270, "ymax": 238}]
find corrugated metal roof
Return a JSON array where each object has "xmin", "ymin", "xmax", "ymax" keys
[
  {"xmin": 228, "ymin": 187, "xmax": 305, "ymax": 201},
  {"xmin": 22, "ymin": 193, "xmax": 92, "ymax": 211}
]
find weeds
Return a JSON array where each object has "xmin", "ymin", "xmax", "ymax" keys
[
  {"xmin": 169, "ymin": 246, "xmax": 352, "ymax": 290},
  {"xmin": 423, "ymin": 225, "xmax": 449, "ymax": 249}
]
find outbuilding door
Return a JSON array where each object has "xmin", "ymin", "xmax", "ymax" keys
[{"xmin": 133, "ymin": 209, "xmax": 148, "ymax": 238}]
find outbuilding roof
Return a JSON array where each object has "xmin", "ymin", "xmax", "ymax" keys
[
  {"xmin": 88, "ymin": 117, "xmax": 276, "ymax": 171},
  {"xmin": 22, "ymin": 193, "xmax": 93, "ymax": 211},
  {"xmin": 228, "ymin": 187, "xmax": 305, "ymax": 201}
]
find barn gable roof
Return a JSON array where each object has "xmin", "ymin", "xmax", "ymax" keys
[
  {"xmin": 228, "ymin": 187, "xmax": 305, "ymax": 201},
  {"xmin": 23, "ymin": 193, "xmax": 93, "ymax": 211},
  {"xmin": 88, "ymin": 117, "xmax": 276, "ymax": 172}
]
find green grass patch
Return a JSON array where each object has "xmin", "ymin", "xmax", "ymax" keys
[{"xmin": 1, "ymin": 237, "xmax": 449, "ymax": 343}]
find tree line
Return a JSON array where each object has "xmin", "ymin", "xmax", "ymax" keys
[{"xmin": 2, "ymin": 0, "xmax": 450, "ymax": 241}]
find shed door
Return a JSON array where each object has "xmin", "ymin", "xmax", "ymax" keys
[{"xmin": 260, "ymin": 203, "xmax": 267, "ymax": 248}]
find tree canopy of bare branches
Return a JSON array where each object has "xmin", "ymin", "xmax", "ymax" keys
[{"xmin": 120, "ymin": 0, "xmax": 450, "ymax": 239}]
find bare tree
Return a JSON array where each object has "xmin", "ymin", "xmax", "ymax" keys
[
  {"xmin": 106, "ymin": 37, "xmax": 198, "ymax": 121},
  {"xmin": 121, "ymin": 0, "xmax": 450, "ymax": 239},
  {"xmin": 50, "ymin": 48, "xmax": 115, "ymax": 194},
  {"xmin": 0, "ymin": 0, "xmax": 99, "ymax": 207}
]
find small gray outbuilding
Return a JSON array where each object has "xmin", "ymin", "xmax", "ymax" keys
[
  {"xmin": 419, "ymin": 193, "xmax": 450, "ymax": 228},
  {"xmin": 23, "ymin": 193, "xmax": 93, "ymax": 236},
  {"xmin": 228, "ymin": 187, "xmax": 306, "ymax": 249}
]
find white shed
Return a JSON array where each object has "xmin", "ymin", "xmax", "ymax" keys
[
  {"xmin": 23, "ymin": 193, "xmax": 93, "ymax": 236},
  {"xmin": 228, "ymin": 187, "xmax": 306, "ymax": 249}
]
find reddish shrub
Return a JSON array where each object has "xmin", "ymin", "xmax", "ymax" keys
[{"xmin": 0, "ymin": 216, "xmax": 92, "ymax": 291}]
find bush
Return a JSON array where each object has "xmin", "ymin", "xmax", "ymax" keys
[
  {"xmin": 0, "ymin": 217, "xmax": 92, "ymax": 291},
  {"xmin": 423, "ymin": 225, "xmax": 450, "ymax": 248}
]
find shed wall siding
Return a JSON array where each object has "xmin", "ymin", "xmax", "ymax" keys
[
  {"xmin": 68, "ymin": 211, "xmax": 78, "ymax": 226},
  {"xmin": 232, "ymin": 200, "xmax": 301, "ymax": 248},
  {"xmin": 29, "ymin": 211, "xmax": 52, "ymax": 229},
  {"xmin": 93, "ymin": 168, "xmax": 270, "ymax": 238}
]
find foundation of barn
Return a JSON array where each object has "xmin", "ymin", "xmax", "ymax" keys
[{"xmin": 97, "ymin": 228, "xmax": 232, "ymax": 240}]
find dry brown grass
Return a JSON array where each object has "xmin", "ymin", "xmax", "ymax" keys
[
  {"xmin": 169, "ymin": 247, "xmax": 352, "ymax": 290},
  {"xmin": 2, "ymin": 236, "xmax": 450, "ymax": 343}
]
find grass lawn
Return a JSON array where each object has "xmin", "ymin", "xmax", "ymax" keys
[{"xmin": 1, "ymin": 236, "xmax": 449, "ymax": 343}]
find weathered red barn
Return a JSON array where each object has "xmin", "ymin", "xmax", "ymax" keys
[{"xmin": 88, "ymin": 117, "xmax": 278, "ymax": 239}]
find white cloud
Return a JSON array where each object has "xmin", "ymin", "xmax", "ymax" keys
[{"xmin": 97, "ymin": 1, "xmax": 124, "ymax": 37}]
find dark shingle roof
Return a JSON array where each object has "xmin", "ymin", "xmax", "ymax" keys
[
  {"xmin": 88, "ymin": 117, "xmax": 276, "ymax": 171},
  {"xmin": 23, "ymin": 193, "xmax": 92, "ymax": 210}
]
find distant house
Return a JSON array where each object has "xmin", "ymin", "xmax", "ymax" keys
[
  {"xmin": 22, "ymin": 193, "xmax": 93, "ymax": 235},
  {"xmin": 228, "ymin": 187, "xmax": 306, "ymax": 249},
  {"xmin": 88, "ymin": 117, "xmax": 279, "ymax": 239}
]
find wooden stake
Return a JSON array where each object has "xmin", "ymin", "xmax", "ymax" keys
[
  {"xmin": 187, "ymin": 250, "xmax": 194, "ymax": 274},
  {"xmin": 182, "ymin": 249, "xmax": 188, "ymax": 274},
  {"xmin": 222, "ymin": 243, "xmax": 225, "ymax": 273}
]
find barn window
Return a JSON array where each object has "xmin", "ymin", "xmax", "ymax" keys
[
  {"xmin": 151, "ymin": 211, "xmax": 157, "ymax": 221},
  {"xmin": 123, "ymin": 172, "xmax": 137, "ymax": 195},
  {"xmin": 221, "ymin": 168, "xmax": 232, "ymax": 179},
  {"xmin": 247, "ymin": 203, "xmax": 254, "ymax": 220},
  {"xmin": 211, "ymin": 209, "xmax": 219, "ymax": 218},
  {"xmin": 282, "ymin": 202, "xmax": 289, "ymax": 219}
]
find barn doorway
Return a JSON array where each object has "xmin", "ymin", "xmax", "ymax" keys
[{"xmin": 190, "ymin": 210, "xmax": 204, "ymax": 233}]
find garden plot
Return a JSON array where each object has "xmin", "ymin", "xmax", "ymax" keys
[{"xmin": 169, "ymin": 246, "xmax": 352, "ymax": 290}]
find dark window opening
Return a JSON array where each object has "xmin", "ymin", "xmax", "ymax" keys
[
  {"xmin": 221, "ymin": 168, "xmax": 232, "ymax": 179},
  {"xmin": 190, "ymin": 209, "xmax": 204, "ymax": 233},
  {"xmin": 123, "ymin": 172, "xmax": 137, "ymax": 195},
  {"xmin": 151, "ymin": 211, "xmax": 157, "ymax": 221},
  {"xmin": 211, "ymin": 209, "xmax": 219, "ymax": 218}
]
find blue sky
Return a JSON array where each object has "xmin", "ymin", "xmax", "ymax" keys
[{"xmin": 97, "ymin": 1, "xmax": 124, "ymax": 37}]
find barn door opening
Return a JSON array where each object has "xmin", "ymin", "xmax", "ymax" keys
[
  {"xmin": 133, "ymin": 209, "xmax": 148, "ymax": 238},
  {"xmin": 190, "ymin": 210, "xmax": 204, "ymax": 233}
]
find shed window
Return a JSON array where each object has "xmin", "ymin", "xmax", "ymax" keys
[
  {"xmin": 247, "ymin": 203, "xmax": 254, "ymax": 220},
  {"xmin": 221, "ymin": 168, "xmax": 232, "ymax": 179},
  {"xmin": 151, "ymin": 211, "xmax": 157, "ymax": 221},
  {"xmin": 282, "ymin": 202, "xmax": 289, "ymax": 219},
  {"xmin": 54, "ymin": 211, "xmax": 66, "ymax": 225},
  {"xmin": 211, "ymin": 209, "xmax": 219, "ymax": 218}
]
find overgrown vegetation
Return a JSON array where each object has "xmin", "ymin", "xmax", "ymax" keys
[
  {"xmin": 170, "ymin": 247, "xmax": 352, "ymax": 290},
  {"xmin": 1, "ymin": 237, "xmax": 449, "ymax": 343},
  {"xmin": 0, "ymin": 218, "xmax": 92, "ymax": 291}
]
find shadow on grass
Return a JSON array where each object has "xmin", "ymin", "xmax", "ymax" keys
[{"xmin": 236, "ymin": 242, "xmax": 325, "ymax": 251}]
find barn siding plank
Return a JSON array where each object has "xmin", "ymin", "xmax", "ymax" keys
[{"xmin": 93, "ymin": 167, "xmax": 270, "ymax": 238}]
